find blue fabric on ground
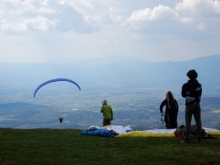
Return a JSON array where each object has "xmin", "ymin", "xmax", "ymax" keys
[{"xmin": 82, "ymin": 129, "xmax": 115, "ymax": 137}]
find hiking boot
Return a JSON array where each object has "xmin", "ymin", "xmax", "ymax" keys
[{"xmin": 181, "ymin": 139, "xmax": 190, "ymax": 143}]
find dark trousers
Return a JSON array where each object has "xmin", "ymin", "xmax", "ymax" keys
[
  {"xmin": 164, "ymin": 112, "xmax": 178, "ymax": 129},
  {"xmin": 103, "ymin": 118, "xmax": 111, "ymax": 126},
  {"xmin": 184, "ymin": 104, "xmax": 202, "ymax": 140}
]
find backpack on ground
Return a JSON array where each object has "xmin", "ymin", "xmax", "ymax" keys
[
  {"xmin": 174, "ymin": 125, "xmax": 185, "ymax": 139},
  {"xmin": 174, "ymin": 125, "xmax": 214, "ymax": 139}
]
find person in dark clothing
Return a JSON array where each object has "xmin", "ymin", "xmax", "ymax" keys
[
  {"xmin": 181, "ymin": 69, "xmax": 202, "ymax": 143},
  {"xmin": 160, "ymin": 91, "xmax": 179, "ymax": 129},
  {"xmin": 59, "ymin": 116, "xmax": 63, "ymax": 123}
]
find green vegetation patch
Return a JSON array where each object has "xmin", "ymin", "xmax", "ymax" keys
[{"xmin": 0, "ymin": 128, "xmax": 220, "ymax": 165}]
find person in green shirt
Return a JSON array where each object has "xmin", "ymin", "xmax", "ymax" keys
[{"xmin": 100, "ymin": 100, "xmax": 113, "ymax": 126}]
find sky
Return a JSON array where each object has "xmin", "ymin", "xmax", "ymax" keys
[{"xmin": 0, "ymin": 0, "xmax": 220, "ymax": 63}]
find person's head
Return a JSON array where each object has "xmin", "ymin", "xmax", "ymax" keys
[
  {"xmin": 187, "ymin": 69, "xmax": 198, "ymax": 80},
  {"xmin": 102, "ymin": 100, "xmax": 107, "ymax": 105},
  {"xmin": 166, "ymin": 91, "xmax": 174, "ymax": 101}
]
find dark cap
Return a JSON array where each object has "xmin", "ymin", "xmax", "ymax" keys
[{"xmin": 187, "ymin": 69, "xmax": 198, "ymax": 79}]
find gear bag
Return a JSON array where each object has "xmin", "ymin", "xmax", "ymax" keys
[{"xmin": 174, "ymin": 125, "xmax": 213, "ymax": 139}]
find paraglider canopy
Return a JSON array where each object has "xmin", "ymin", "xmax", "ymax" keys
[{"xmin": 34, "ymin": 78, "xmax": 81, "ymax": 97}]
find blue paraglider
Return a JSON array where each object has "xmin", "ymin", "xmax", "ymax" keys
[{"xmin": 34, "ymin": 78, "xmax": 81, "ymax": 97}]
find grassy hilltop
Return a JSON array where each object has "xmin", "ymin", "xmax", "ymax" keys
[{"xmin": 0, "ymin": 128, "xmax": 220, "ymax": 165}]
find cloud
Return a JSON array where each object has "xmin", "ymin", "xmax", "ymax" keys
[
  {"xmin": 109, "ymin": 7, "xmax": 127, "ymax": 24},
  {"xmin": 1, "ymin": 0, "xmax": 220, "ymax": 33},
  {"xmin": 197, "ymin": 22, "xmax": 206, "ymax": 30},
  {"xmin": 125, "ymin": 1, "xmax": 220, "ymax": 32},
  {"xmin": 0, "ymin": 0, "xmax": 220, "ymax": 63},
  {"xmin": 0, "ymin": 0, "xmax": 100, "ymax": 32},
  {"xmin": 128, "ymin": 5, "xmax": 179, "ymax": 22},
  {"xmin": 175, "ymin": 0, "xmax": 201, "ymax": 11},
  {"xmin": 0, "ymin": 16, "xmax": 58, "ymax": 32},
  {"xmin": 175, "ymin": 0, "xmax": 220, "ymax": 31},
  {"xmin": 126, "ymin": 5, "xmax": 194, "ymax": 31},
  {"xmin": 175, "ymin": 0, "xmax": 220, "ymax": 13}
]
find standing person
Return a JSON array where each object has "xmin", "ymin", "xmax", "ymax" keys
[
  {"xmin": 100, "ymin": 100, "xmax": 113, "ymax": 126},
  {"xmin": 160, "ymin": 91, "xmax": 179, "ymax": 129},
  {"xmin": 181, "ymin": 69, "xmax": 202, "ymax": 143}
]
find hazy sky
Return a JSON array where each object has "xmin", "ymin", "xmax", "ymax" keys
[{"xmin": 0, "ymin": 0, "xmax": 220, "ymax": 63}]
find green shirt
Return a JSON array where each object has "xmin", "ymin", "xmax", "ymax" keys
[{"xmin": 100, "ymin": 104, "xmax": 113, "ymax": 119}]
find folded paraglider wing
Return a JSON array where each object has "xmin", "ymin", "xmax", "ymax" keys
[{"xmin": 34, "ymin": 78, "xmax": 81, "ymax": 97}]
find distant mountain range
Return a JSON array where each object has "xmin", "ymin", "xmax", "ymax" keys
[{"xmin": 1, "ymin": 54, "xmax": 220, "ymax": 96}]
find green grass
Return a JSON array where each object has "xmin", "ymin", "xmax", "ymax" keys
[{"xmin": 0, "ymin": 128, "xmax": 220, "ymax": 165}]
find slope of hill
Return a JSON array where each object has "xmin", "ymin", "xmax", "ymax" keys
[{"xmin": 1, "ymin": 128, "xmax": 220, "ymax": 165}]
